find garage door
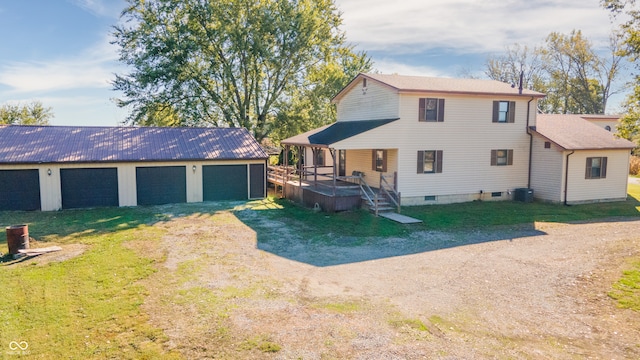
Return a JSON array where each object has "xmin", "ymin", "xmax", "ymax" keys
[
  {"xmin": 203, "ymin": 165, "xmax": 247, "ymax": 201},
  {"xmin": 0, "ymin": 169, "xmax": 41, "ymax": 211},
  {"xmin": 136, "ymin": 166, "xmax": 186, "ymax": 205},
  {"xmin": 61, "ymin": 168, "xmax": 119, "ymax": 209},
  {"xmin": 249, "ymin": 163, "xmax": 265, "ymax": 198}
]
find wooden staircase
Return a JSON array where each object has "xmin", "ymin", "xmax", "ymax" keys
[{"xmin": 357, "ymin": 173, "xmax": 401, "ymax": 216}]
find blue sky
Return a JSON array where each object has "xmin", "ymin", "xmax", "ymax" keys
[{"xmin": 0, "ymin": 0, "xmax": 629, "ymax": 127}]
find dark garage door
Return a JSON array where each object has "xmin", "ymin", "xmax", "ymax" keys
[
  {"xmin": 203, "ymin": 165, "xmax": 247, "ymax": 201},
  {"xmin": 0, "ymin": 169, "xmax": 41, "ymax": 211},
  {"xmin": 136, "ymin": 166, "xmax": 186, "ymax": 205},
  {"xmin": 61, "ymin": 168, "xmax": 119, "ymax": 209},
  {"xmin": 250, "ymin": 163, "xmax": 265, "ymax": 199}
]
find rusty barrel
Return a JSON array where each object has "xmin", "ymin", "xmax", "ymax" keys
[{"xmin": 6, "ymin": 225, "xmax": 29, "ymax": 255}]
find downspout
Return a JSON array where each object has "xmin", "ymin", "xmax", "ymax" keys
[
  {"xmin": 526, "ymin": 96, "xmax": 535, "ymax": 189},
  {"xmin": 564, "ymin": 150, "xmax": 575, "ymax": 206}
]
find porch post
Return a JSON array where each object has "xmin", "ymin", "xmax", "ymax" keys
[
  {"xmin": 312, "ymin": 147, "xmax": 318, "ymax": 187},
  {"xmin": 284, "ymin": 145, "xmax": 290, "ymax": 196},
  {"xmin": 330, "ymin": 148, "xmax": 337, "ymax": 196},
  {"xmin": 297, "ymin": 146, "xmax": 303, "ymax": 186}
]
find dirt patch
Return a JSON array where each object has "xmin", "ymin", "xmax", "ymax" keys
[{"xmin": 136, "ymin": 211, "xmax": 640, "ymax": 359}]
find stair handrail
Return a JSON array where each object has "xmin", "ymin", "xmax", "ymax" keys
[
  {"xmin": 379, "ymin": 173, "xmax": 401, "ymax": 213},
  {"xmin": 358, "ymin": 175, "xmax": 376, "ymax": 208}
]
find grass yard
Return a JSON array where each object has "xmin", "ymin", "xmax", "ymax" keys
[{"xmin": 0, "ymin": 183, "xmax": 638, "ymax": 358}]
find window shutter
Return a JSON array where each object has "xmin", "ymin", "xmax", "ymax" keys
[
  {"xmin": 417, "ymin": 151, "xmax": 424, "ymax": 173},
  {"xmin": 418, "ymin": 98, "xmax": 426, "ymax": 122},
  {"xmin": 507, "ymin": 149, "xmax": 513, "ymax": 165},
  {"xmin": 491, "ymin": 150, "xmax": 497, "ymax": 166},
  {"xmin": 492, "ymin": 101, "xmax": 499, "ymax": 123},
  {"xmin": 601, "ymin": 157, "xmax": 607, "ymax": 178},
  {"xmin": 382, "ymin": 150, "xmax": 388, "ymax": 172},
  {"xmin": 508, "ymin": 101, "xmax": 516, "ymax": 123},
  {"xmin": 585, "ymin": 158, "xmax": 592, "ymax": 179},
  {"xmin": 436, "ymin": 150, "xmax": 443, "ymax": 173},
  {"xmin": 437, "ymin": 99, "xmax": 445, "ymax": 122}
]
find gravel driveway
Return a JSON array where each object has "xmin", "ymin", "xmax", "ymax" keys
[{"xmin": 143, "ymin": 208, "xmax": 640, "ymax": 359}]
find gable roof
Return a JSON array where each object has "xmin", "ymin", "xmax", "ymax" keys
[
  {"xmin": 0, "ymin": 125, "xmax": 268, "ymax": 164},
  {"xmin": 281, "ymin": 118, "xmax": 400, "ymax": 147},
  {"xmin": 333, "ymin": 73, "xmax": 546, "ymax": 103},
  {"xmin": 531, "ymin": 114, "xmax": 635, "ymax": 150}
]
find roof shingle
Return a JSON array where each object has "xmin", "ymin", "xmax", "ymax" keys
[
  {"xmin": 0, "ymin": 125, "xmax": 268, "ymax": 164},
  {"xmin": 532, "ymin": 114, "xmax": 635, "ymax": 150},
  {"xmin": 333, "ymin": 73, "xmax": 545, "ymax": 102}
]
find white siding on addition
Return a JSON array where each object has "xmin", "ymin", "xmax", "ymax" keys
[
  {"xmin": 565, "ymin": 149, "xmax": 630, "ymax": 204},
  {"xmin": 530, "ymin": 135, "xmax": 565, "ymax": 202},
  {"xmin": 336, "ymin": 78, "xmax": 399, "ymax": 122}
]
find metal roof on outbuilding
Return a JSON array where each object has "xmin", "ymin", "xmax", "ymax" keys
[
  {"xmin": 531, "ymin": 114, "xmax": 635, "ymax": 150},
  {"xmin": 0, "ymin": 125, "xmax": 268, "ymax": 164}
]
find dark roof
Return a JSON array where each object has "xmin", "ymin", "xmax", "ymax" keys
[
  {"xmin": 281, "ymin": 118, "xmax": 400, "ymax": 147},
  {"xmin": 0, "ymin": 125, "xmax": 268, "ymax": 164},
  {"xmin": 333, "ymin": 73, "xmax": 545, "ymax": 103},
  {"xmin": 531, "ymin": 114, "xmax": 635, "ymax": 150}
]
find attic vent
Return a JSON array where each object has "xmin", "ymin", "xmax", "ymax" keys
[
  {"xmin": 362, "ymin": 78, "xmax": 368, "ymax": 95},
  {"xmin": 544, "ymin": 141, "xmax": 551, "ymax": 149}
]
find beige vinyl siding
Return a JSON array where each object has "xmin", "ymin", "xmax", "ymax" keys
[
  {"xmin": 394, "ymin": 94, "xmax": 531, "ymax": 198},
  {"xmin": 342, "ymin": 149, "xmax": 398, "ymax": 187},
  {"xmin": 336, "ymin": 79, "xmax": 399, "ymax": 121},
  {"xmin": 584, "ymin": 119, "xmax": 619, "ymax": 132},
  {"xmin": 565, "ymin": 149, "xmax": 630, "ymax": 203},
  {"xmin": 530, "ymin": 135, "xmax": 564, "ymax": 202},
  {"xmin": 1, "ymin": 160, "xmax": 265, "ymax": 211}
]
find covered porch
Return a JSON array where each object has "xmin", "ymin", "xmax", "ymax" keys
[{"xmin": 274, "ymin": 119, "xmax": 402, "ymax": 213}]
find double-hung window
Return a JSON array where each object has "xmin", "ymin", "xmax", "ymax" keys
[
  {"xmin": 585, "ymin": 157, "xmax": 607, "ymax": 179},
  {"xmin": 372, "ymin": 149, "xmax": 387, "ymax": 172},
  {"xmin": 491, "ymin": 149, "xmax": 513, "ymax": 166},
  {"xmin": 492, "ymin": 101, "xmax": 516, "ymax": 123},
  {"xmin": 419, "ymin": 98, "xmax": 445, "ymax": 122},
  {"xmin": 417, "ymin": 150, "xmax": 443, "ymax": 173}
]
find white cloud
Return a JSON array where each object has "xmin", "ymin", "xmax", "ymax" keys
[
  {"xmin": 0, "ymin": 35, "xmax": 123, "ymax": 93},
  {"xmin": 69, "ymin": 0, "xmax": 124, "ymax": 18},
  {"xmin": 335, "ymin": 0, "xmax": 619, "ymax": 54},
  {"xmin": 372, "ymin": 59, "xmax": 445, "ymax": 77}
]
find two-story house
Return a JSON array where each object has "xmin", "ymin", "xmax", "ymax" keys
[{"xmin": 278, "ymin": 73, "xmax": 634, "ymax": 212}]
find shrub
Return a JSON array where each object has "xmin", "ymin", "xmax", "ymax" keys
[{"xmin": 631, "ymin": 156, "xmax": 640, "ymax": 176}]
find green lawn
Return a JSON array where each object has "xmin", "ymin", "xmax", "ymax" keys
[{"xmin": 0, "ymin": 184, "xmax": 638, "ymax": 358}]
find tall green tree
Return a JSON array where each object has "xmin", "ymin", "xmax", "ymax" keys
[
  {"xmin": 484, "ymin": 30, "xmax": 623, "ymax": 114},
  {"xmin": 604, "ymin": 0, "xmax": 640, "ymax": 150},
  {"xmin": 112, "ymin": 0, "xmax": 361, "ymax": 142},
  {"xmin": 0, "ymin": 101, "xmax": 54, "ymax": 125},
  {"xmin": 271, "ymin": 46, "xmax": 372, "ymax": 143},
  {"xmin": 540, "ymin": 30, "xmax": 622, "ymax": 114}
]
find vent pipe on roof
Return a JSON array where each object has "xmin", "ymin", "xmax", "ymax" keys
[{"xmin": 518, "ymin": 70, "xmax": 524, "ymax": 95}]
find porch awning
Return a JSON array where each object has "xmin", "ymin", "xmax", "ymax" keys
[{"xmin": 281, "ymin": 118, "xmax": 400, "ymax": 147}]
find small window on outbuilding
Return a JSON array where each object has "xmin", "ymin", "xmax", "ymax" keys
[
  {"xmin": 544, "ymin": 141, "xmax": 551, "ymax": 149},
  {"xmin": 585, "ymin": 157, "xmax": 607, "ymax": 179}
]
